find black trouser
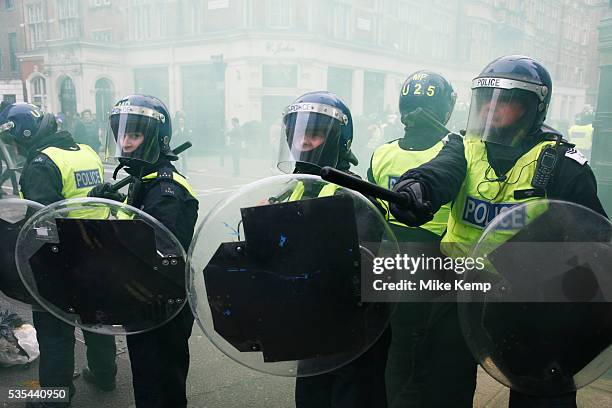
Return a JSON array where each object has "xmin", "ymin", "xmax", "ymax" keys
[
  {"xmin": 295, "ymin": 328, "xmax": 391, "ymax": 408},
  {"xmin": 385, "ymin": 302, "xmax": 478, "ymax": 408},
  {"xmin": 33, "ymin": 311, "xmax": 117, "ymax": 396},
  {"xmin": 127, "ymin": 304, "xmax": 194, "ymax": 408}
]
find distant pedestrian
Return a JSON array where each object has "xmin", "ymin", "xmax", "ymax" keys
[{"xmin": 227, "ymin": 117, "xmax": 243, "ymax": 176}]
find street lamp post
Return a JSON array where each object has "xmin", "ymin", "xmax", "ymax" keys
[{"xmin": 592, "ymin": 1, "xmax": 612, "ymax": 214}]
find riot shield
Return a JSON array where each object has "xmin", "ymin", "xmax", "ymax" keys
[
  {"xmin": 0, "ymin": 198, "xmax": 44, "ymax": 307},
  {"xmin": 458, "ymin": 199, "xmax": 612, "ymax": 396},
  {"xmin": 15, "ymin": 198, "xmax": 187, "ymax": 335},
  {"xmin": 187, "ymin": 174, "xmax": 398, "ymax": 377}
]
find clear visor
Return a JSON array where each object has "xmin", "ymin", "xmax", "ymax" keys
[
  {"xmin": 277, "ymin": 110, "xmax": 342, "ymax": 174},
  {"xmin": 465, "ymin": 88, "xmax": 539, "ymax": 147},
  {"xmin": 111, "ymin": 109, "xmax": 161, "ymax": 164}
]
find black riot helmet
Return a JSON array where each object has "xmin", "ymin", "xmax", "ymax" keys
[
  {"xmin": 465, "ymin": 55, "xmax": 552, "ymax": 147},
  {"xmin": 0, "ymin": 103, "xmax": 57, "ymax": 154},
  {"xmin": 399, "ymin": 70, "xmax": 456, "ymax": 127},
  {"xmin": 109, "ymin": 94, "xmax": 173, "ymax": 166},
  {"xmin": 277, "ymin": 91, "xmax": 354, "ymax": 174}
]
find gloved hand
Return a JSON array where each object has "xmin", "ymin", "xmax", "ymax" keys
[
  {"xmin": 389, "ymin": 179, "xmax": 434, "ymax": 227},
  {"xmin": 88, "ymin": 182, "xmax": 126, "ymax": 202}
]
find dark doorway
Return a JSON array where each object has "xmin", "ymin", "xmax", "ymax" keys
[
  {"xmin": 95, "ymin": 78, "xmax": 114, "ymax": 125},
  {"xmin": 59, "ymin": 77, "xmax": 77, "ymax": 114},
  {"xmin": 181, "ymin": 64, "xmax": 225, "ymax": 152}
]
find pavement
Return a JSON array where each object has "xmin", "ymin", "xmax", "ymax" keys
[{"xmin": 1, "ymin": 153, "xmax": 611, "ymax": 407}]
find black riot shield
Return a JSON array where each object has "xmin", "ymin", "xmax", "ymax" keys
[
  {"xmin": 15, "ymin": 198, "xmax": 188, "ymax": 335},
  {"xmin": 458, "ymin": 199, "xmax": 612, "ymax": 396},
  {"xmin": 204, "ymin": 196, "xmax": 364, "ymax": 362},
  {"xmin": 188, "ymin": 174, "xmax": 398, "ymax": 377},
  {"xmin": 0, "ymin": 198, "xmax": 44, "ymax": 306}
]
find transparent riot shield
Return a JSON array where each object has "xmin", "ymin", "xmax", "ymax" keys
[
  {"xmin": 458, "ymin": 199, "xmax": 612, "ymax": 396},
  {"xmin": 188, "ymin": 174, "xmax": 399, "ymax": 377},
  {"xmin": 15, "ymin": 198, "xmax": 187, "ymax": 335},
  {"xmin": 0, "ymin": 198, "xmax": 44, "ymax": 308}
]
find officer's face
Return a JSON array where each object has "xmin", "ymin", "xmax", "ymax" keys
[
  {"xmin": 292, "ymin": 130, "xmax": 326, "ymax": 152},
  {"xmin": 480, "ymin": 100, "xmax": 526, "ymax": 129},
  {"xmin": 122, "ymin": 132, "xmax": 145, "ymax": 153}
]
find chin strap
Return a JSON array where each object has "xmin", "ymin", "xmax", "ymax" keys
[{"xmin": 112, "ymin": 163, "xmax": 125, "ymax": 180}]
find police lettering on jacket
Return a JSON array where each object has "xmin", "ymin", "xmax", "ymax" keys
[
  {"xmin": 74, "ymin": 169, "xmax": 102, "ymax": 189},
  {"xmin": 462, "ymin": 196, "xmax": 526, "ymax": 230}
]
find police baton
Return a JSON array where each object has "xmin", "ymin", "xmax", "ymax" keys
[
  {"xmin": 110, "ymin": 141, "xmax": 193, "ymax": 192},
  {"xmin": 320, "ymin": 166, "xmax": 410, "ymax": 206}
]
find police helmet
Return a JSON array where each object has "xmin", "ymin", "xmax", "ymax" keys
[
  {"xmin": 109, "ymin": 94, "xmax": 172, "ymax": 165},
  {"xmin": 0, "ymin": 103, "xmax": 57, "ymax": 151},
  {"xmin": 278, "ymin": 91, "xmax": 355, "ymax": 174},
  {"xmin": 465, "ymin": 55, "xmax": 552, "ymax": 147},
  {"xmin": 399, "ymin": 70, "xmax": 456, "ymax": 127}
]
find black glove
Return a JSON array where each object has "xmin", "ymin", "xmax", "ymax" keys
[
  {"xmin": 88, "ymin": 182, "xmax": 126, "ymax": 202},
  {"xmin": 389, "ymin": 179, "xmax": 434, "ymax": 227}
]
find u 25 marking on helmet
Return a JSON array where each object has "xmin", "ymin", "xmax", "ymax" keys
[{"xmin": 402, "ymin": 83, "xmax": 437, "ymax": 97}]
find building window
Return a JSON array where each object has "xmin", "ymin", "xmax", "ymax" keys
[
  {"xmin": 3, "ymin": 95, "xmax": 16, "ymax": 104},
  {"xmin": 27, "ymin": 4, "xmax": 45, "ymax": 48},
  {"xmin": 8, "ymin": 33, "xmax": 17, "ymax": 72},
  {"xmin": 4, "ymin": 0, "xmax": 14, "ymax": 10},
  {"xmin": 31, "ymin": 76, "xmax": 47, "ymax": 110},
  {"xmin": 262, "ymin": 64, "xmax": 297, "ymax": 87},
  {"xmin": 178, "ymin": 0, "xmax": 201, "ymax": 35},
  {"xmin": 158, "ymin": 4, "xmax": 168, "ymax": 38},
  {"xmin": 58, "ymin": 0, "xmax": 79, "ymax": 39},
  {"xmin": 132, "ymin": 3, "xmax": 151, "ymax": 40},
  {"xmin": 93, "ymin": 0, "xmax": 112, "ymax": 6},
  {"xmin": 333, "ymin": 4, "xmax": 351, "ymax": 40},
  {"xmin": 92, "ymin": 29, "xmax": 112, "ymax": 43},
  {"xmin": 58, "ymin": 0, "xmax": 78, "ymax": 18},
  {"xmin": 267, "ymin": 0, "xmax": 293, "ymax": 28}
]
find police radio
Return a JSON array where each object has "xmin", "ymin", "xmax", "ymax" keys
[{"xmin": 531, "ymin": 134, "xmax": 561, "ymax": 190}]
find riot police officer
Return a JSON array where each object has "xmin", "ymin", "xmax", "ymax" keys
[
  {"xmin": 277, "ymin": 90, "xmax": 390, "ymax": 408},
  {"xmin": 368, "ymin": 71, "xmax": 479, "ymax": 407},
  {"xmin": 390, "ymin": 56, "xmax": 606, "ymax": 407},
  {"xmin": 0, "ymin": 103, "xmax": 117, "ymax": 407},
  {"xmin": 369, "ymin": 70, "xmax": 455, "ymax": 238},
  {"xmin": 568, "ymin": 106, "xmax": 594, "ymax": 161},
  {"xmin": 90, "ymin": 94, "xmax": 199, "ymax": 408}
]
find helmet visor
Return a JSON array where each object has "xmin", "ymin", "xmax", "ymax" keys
[
  {"xmin": 277, "ymin": 103, "xmax": 345, "ymax": 174},
  {"xmin": 110, "ymin": 106, "xmax": 162, "ymax": 164},
  {"xmin": 465, "ymin": 87, "xmax": 539, "ymax": 147}
]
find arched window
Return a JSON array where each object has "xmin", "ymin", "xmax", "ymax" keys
[{"xmin": 31, "ymin": 76, "xmax": 47, "ymax": 110}]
